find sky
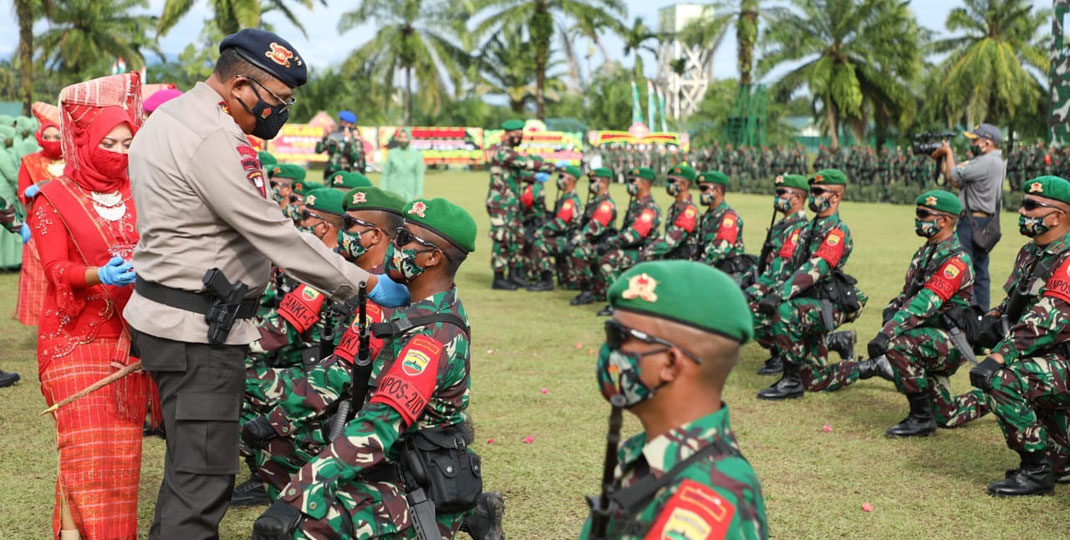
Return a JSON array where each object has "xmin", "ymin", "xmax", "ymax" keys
[{"xmin": 0, "ymin": 0, "xmax": 1055, "ymax": 84}]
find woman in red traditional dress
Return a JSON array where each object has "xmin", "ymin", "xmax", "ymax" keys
[
  {"xmin": 33, "ymin": 72, "xmax": 156, "ymax": 540},
  {"xmin": 15, "ymin": 103, "xmax": 65, "ymax": 326}
]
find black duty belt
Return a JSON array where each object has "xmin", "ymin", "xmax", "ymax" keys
[{"xmin": 135, "ymin": 277, "xmax": 258, "ymax": 319}]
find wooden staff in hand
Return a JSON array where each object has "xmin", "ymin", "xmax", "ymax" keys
[{"xmin": 40, "ymin": 360, "xmax": 142, "ymax": 416}]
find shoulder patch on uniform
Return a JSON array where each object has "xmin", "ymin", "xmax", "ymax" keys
[
  {"xmin": 645, "ymin": 479, "xmax": 735, "ymax": 540},
  {"xmin": 815, "ymin": 228, "xmax": 846, "ymax": 267},
  {"xmin": 368, "ymin": 333, "xmax": 444, "ymax": 426},
  {"xmin": 1044, "ymin": 255, "xmax": 1070, "ymax": 304},
  {"xmin": 925, "ymin": 256, "xmax": 968, "ymax": 302}
]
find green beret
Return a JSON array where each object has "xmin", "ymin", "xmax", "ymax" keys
[
  {"xmin": 304, "ymin": 188, "xmax": 345, "ymax": 216},
  {"xmin": 258, "ymin": 151, "xmax": 278, "ymax": 168},
  {"xmin": 274, "ymin": 163, "xmax": 306, "ymax": 182},
  {"xmin": 627, "ymin": 167, "xmax": 655, "ymax": 182},
  {"xmin": 609, "ymin": 261, "xmax": 753, "ymax": 344},
  {"xmin": 562, "ymin": 165, "xmax": 583, "ymax": 179},
  {"xmin": 403, "ymin": 198, "xmax": 477, "ymax": 253},
  {"xmin": 591, "ymin": 167, "xmax": 613, "ymax": 179},
  {"xmin": 502, "ymin": 119, "xmax": 525, "ymax": 131},
  {"xmin": 699, "ymin": 171, "xmax": 729, "ymax": 187},
  {"xmin": 810, "ymin": 168, "xmax": 847, "ymax": 186},
  {"xmin": 774, "ymin": 174, "xmax": 809, "ymax": 191},
  {"xmin": 343, "ymin": 186, "xmax": 406, "ymax": 215},
  {"xmin": 915, "ymin": 190, "xmax": 962, "ymax": 216},
  {"xmin": 329, "ymin": 171, "xmax": 373, "ymax": 190},
  {"xmin": 667, "ymin": 164, "xmax": 697, "ymax": 183},
  {"xmin": 1023, "ymin": 176, "xmax": 1070, "ymax": 204},
  {"xmin": 292, "ymin": 180, "xmax": 323, "ymax": 197}
]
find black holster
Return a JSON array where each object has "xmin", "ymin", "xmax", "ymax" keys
[{"xmin": 400, "ymin": 424, "xmax": 483, "ymax": 514}]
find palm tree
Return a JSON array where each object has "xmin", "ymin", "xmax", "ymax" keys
[
  {"xmin": 925, "ymin": 0, "xmax": 1048, "ymax": 130},
  {"xmin": 622, "ymin": 16, "xmax": 658, "ymax": 82},
  {"xmin": 158, "ymin": 0, "xmax": 327, "ymax": 37},
  {"xmin": 37, "ymin": 0, "xmax": 162, "ymax": 78},
  {"xmin": 571, "ymin": 10, "xmax": 622, "ymax": 76},
  {"xmin": 679, "ymin": 1, "xmax": 777, "ymax": 88},
  {"xmin": 473, "ymin": 0, "xmax": 627, "ymax": 119},
  {"xmin": 13, "ymin": 0, "xmax": 53, "ymax": 114},
  {"xmin": 759, "ymin": 0, "xmax": 922, "ymax": 148},
  {"xmin": 339, "ymin": 0, "xmax": 471, "ymax": 126},
  {"xmin": 476, "ymin": 29, "xmax": 567, "ymax": 112}
]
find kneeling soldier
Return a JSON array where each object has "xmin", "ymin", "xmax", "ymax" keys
[
  {"xmin": 569, "ymin": 169, "xmax": 618, "ymax": 306},
  {"xmin": 641, "ymin": 164, "xmax": 699, "ymax": 261},
  {"xmin": 693, "ymin": 170, "xmax": 747, "ymax": 275},
  {"xmin": 528, "ymin": 165, "xmax": 584, "ymax": 291},
  {"xmin": 582, "ymin": 261, "xmax": 768, "ymax": 539},
  {"xmin": 968, "ymin": 176, "xmax": 1070, "ymax": 496},
  {"xmin": 595, "ymin": 168, "xmax": 662, "ymax": 314}
]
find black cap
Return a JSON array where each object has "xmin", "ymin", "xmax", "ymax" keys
[{"xmin": 219, "ymin": 28, "xmax": 307, "ymax": 88}]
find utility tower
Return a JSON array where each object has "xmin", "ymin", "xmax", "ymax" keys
[{"xmin": 656, "ymin": 4, "xmax": 714, "ymax": 120}]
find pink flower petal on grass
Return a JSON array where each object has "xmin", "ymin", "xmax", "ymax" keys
[
  {"xmin": 588, "ymin": 349, "xmax": 596, "ymax": 355},
  {"xmin": 575, "ymin": 342, "xmax": 583, "ymax": 349},
  {"xmin": 523, "ymin": 436, "xmax": 534, "ymax": 444},
  {"xmin": 486, "ymin": 438, "xmax": 495, "ymax": 445},
  {"xmin": 822, "ymin": 424, "xmax": 832, "ymax": 433},
  {"xmin": 861, "ymin": 503, "xmax": 874, "ymax": 512},
  {"xmin": 540, "ymin": 388, "xmax": 548, "ymax": 394}
]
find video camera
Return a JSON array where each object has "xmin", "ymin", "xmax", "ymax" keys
[{"xmin": 911, "ymin": 132, "xmax": 955, "ymax": 156}]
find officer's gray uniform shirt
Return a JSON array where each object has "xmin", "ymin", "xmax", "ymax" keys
[
  {"xmin": 952, "ymin": 149, "xmax": 1006, "ymax": 215},
  {"xmin": 125, "ymin": 82, "xmax": 368, "ymax": 344}
]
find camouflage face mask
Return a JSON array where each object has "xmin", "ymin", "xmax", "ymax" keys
[
  {"xmin": 666, "ymin": 182, "xmax": 680, "ymax": 196},
  {"xmin": 589, "ymin": 181, "xmax": 601, "ymax": 194},
  {"xmin": 914, "ymin": 218, "xmax": 940, "ymax": 238},
  {"xmin": 626, "ymin": 181, "xmax": 639, "ymax": 196},
  {"xmin": 774, "ymin": 196, "xmax": 793, "ymax": 212},
  {"xmin": 385, "ymin": 243, "xmax": 427, "ymax": 282},
  {"xmin": 595, "ymin": 343, "xmax": 666, "ymax": 408},
  {"xmin": 1019, "ymin": 213, "xmax": 1053, "ymax": 238},
  {"xmin": 338, "ymin": 229, "xmax": 367, "ymax": 260},
  {"xmin": 700, "ymin": 192, "xmax": 715, "ymax": 206},
  {"xmin": 808, "ymin": 194, "xmax": 831, "ymax": 213}
]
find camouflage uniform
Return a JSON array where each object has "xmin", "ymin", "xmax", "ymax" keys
[
  {"xmin": 517, "ymin": 177, "xmax": 548, "ymax": 280},
  {"xmin": 596, "ymin": 196, "xmax": 662, "ymax": 297},
  {"xmin": 767, "ymin": 214, "xmax": 868, "ymax": 391},
  {"xmin": 318, "ymin": 137, "xmax": 364, "ymax": 178},
  {"xmin": 880, "ymin": 236, "xmax": 987, "ymax": 427},
  {"xmin": 278, "ymin": 288, "xmax": 472, "ymax": 539},
  {"xmin": 570, "ymin": 194, "xmax": 618, "ymax": 294},
  {"xmin": 642, "ymin": 197, "xmax": 699, "ymax": 261},
  {"xmin": 485, "ymin": 145, "xmax": 551, "ymax": 276},
  {"xmin": 579, "ymin": 406, "xmax": 768, "ymax": 540},
  {"xmin": 695, "ymin": 201, "xmax": 745, "ymax": 267},
  {"xmin": 745, "ymin": 211, "xmax": 808, "ymax": 349},
  {"xmin": 530, "ymin": 188, "xmax": 583, "ymax": 280},
  {"xmin": 983, "ymin": 232, "xmax": 1070, "ymax": 474}
]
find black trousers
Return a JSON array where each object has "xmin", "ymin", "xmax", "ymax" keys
[{"xmin": 136, "ymin": 330, "xmax": 247, "ymax": 540}]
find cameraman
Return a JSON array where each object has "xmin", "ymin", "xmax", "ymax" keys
[{"xmin": 931, "ymin": 123, "xmax": 1006, "ymax": 311}]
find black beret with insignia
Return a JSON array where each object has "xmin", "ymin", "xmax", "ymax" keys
[{"xmin": 220, "ymin": 28, "xmax": 307, "ymax": 88}]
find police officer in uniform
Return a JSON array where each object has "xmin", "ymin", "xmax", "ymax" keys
[{"xmin": 125, "ymin": 29, "xmax": 408, "ymax": 539}]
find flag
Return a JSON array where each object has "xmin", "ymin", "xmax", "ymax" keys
[
  {"xmin": 647, "ymin": 80, "xmax": 656, "ymax": 130},
  {"xmin": 657, "ymin": 86, "xmax": 668, "ymax": 132},
  {"xmin": 631, "ymin": 80, "xmax": 643, "ymax": 126}
]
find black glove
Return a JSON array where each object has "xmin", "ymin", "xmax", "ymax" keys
[
  {"xmin": 881, "ymin": 306, "xmax": 896, "ymax": 325},
  {"xmin": 252, "ymin": 500, "xmax": 302, "ymax": 540},
  {"xmin": 969, "ymin": 356, "xmax": 1003, "ymax": 391},
  {"xmin": 977, "ymin": 315, "xmax": 1006, "ymax": 349},
  {"xmin": 867, "ymin": 333, "xmax": 891, "ymax": 359},
  {"xmin": 242, "ymin": 416, "xmax": 278, "ymax": 450},
  {"xmin": 757, "ymin": 293, "xmax": 781, "ymax": 317}
]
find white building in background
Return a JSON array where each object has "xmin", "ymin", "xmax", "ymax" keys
[{"xmin": 657, "ymin": 3, "xmax": 714, "ymax": 120}]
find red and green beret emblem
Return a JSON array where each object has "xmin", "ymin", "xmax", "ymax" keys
[
  {"xmin": 408, "ymin": 201, "xmax": 428, "ymax": 218},
  {"xmin": 621, "ymin": 273, "xmax": 658, "ymax": 303}
]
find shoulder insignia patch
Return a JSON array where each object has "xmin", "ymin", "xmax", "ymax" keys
[
  {"xmin": 645, "ymin": 479, "xmax": 735, "ymax": 540},
  {"xmin": 622, "ymin": 273, "xmax": 658, "ymax": 303}
]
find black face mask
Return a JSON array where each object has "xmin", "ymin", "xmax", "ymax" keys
[{"xmin": 237, "ymin": 84, "xmax": 289, "ymax": 140}]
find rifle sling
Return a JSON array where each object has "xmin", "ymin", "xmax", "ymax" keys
[
  {"xmin": 372, "ymin": 314, "xmax": 471, "ymax": 339},
  {"xmin": 611, "ymin": 439, "xmax": 733, "ymax": 513}
]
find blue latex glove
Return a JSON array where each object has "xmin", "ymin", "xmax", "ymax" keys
[
  {"xmin": 19, "ymin": 223, "xmax": 30, "ymax": 244},
  {"xmin": 367, "ymin": 274, "xmax": 410, "ymax": 307},
  {"xmin": 534, "ymin": 172, "xmax": 550, "ymax": 183},
  {"xmin": 98, "ymin": 256, "xmax": 136, "ymax": 287},
  {"xmin": 23, "ymin": 184, "xmax": 40, "ymax": 199},
  {"xmin": 555, "ymin": 159, "xmax": 570, "ymax": 169}
]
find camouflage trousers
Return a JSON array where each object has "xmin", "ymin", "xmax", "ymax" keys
[
  {"xmin": 745, "ymin": 283, "xmax": 777, "ymax": 350},
  {"xmin": 568, "ymin": 236, "xmax": 600, "ymax": 292},
  {"xmin": 885, "ymin": 327, "xmax": 989, "ymax": 427},
  {"xmin": 986, "ymin": 354, "xmax": 1070, "ymax": 465},
  {"xmin": 770, "ymin": 298, "xmax": 861, "ymax": 392},
  {"xmin": 530, "ymin": 232, "xmax": 574, "ymax": 281},
  {"xmin": 598, "ymin": 248, "xmax": 641, "ymax": 299},
  {"xmin": 292, "ymin": 478, "xmax": 465, "ymax": 540},
  {"xmin": 488, "ymin": 210, "xmax": 520, "ymax": 274}
]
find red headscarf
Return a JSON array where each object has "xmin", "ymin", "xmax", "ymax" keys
[{"xmin": 59, "ymin": 72, "xmax": 143, "ymax": 193}]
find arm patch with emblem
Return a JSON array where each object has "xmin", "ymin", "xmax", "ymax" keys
[
  {"xmin": 633, "ymin": 208, "xmax": 657, "ymax": 237},
  {"xmin": 674, "ymin": 205, "xmax": 698, "ymax": 233},
  {"xmin": 1043, "ymin": 255, "xmax": 1070, "ymax": 305},
  {"xmin": 368, "ymin": 334, "xmax": 443, "ymax": 426},
  {"xmin": 815, "ymin": 228, "xmax": 846, "ymax": 267},
  {"xmin": 334, "ymin": 302, "xmax": 386, "ymax": 363},
  {"xmin": 592, "ymin": 201, "xmax": 613, "ymax": 227},
  {"xmin": 521, "ymin": 185, "xmax": 534, "ymax": 208},
  {"xmin": 778, "ymin": 229, "xmax": 800, "ymax": 259},
  {"xmin": 277, "ymin": 284, "xmax": 326, "ymax": 334},
  {"xmin": 557, "ymin": 198, "xmax": 575, "ymax": 222},
  {"xmin": 644, "ymin": 479, "xmax": 735, "ymax": 540},
  {"xmin": 714, "ymin": 212, "xmax": 739, "ymax": 243},
  {"xmin": 924, "ymin": 256, "xmax": 967, "ymax": 301}
]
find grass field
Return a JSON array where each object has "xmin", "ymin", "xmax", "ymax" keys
[{"xmin": 2, "ymin": 170, "xmax": 1069, "ymax": 539}]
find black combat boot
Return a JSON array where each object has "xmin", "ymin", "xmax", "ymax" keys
[
  {"xmin": 231, "ymin": 472, "xmax": 271, "ymax": 507},
  {"xmin": 596, "ymin": 305, "xmax": 613, "ymax": 317},
  {"xmin": 460, "ymin": 491, "xmax": 506, "ymax": 540},
  {"xmin": 507, "ymin": 271, "xmax": 531, "ymax": 288},
  {"xmin": 491, "ymin": 272, "xmax": 518, "ymax": 290},
  {"xmin": 570, "ymin": 289, "xmax": 597, "ymax": 306},
  {"xmin": 857, "ymin": 355, "xmax": 894, "ymax": 381},
  {"xmin": 756, "ymin": 356, "xmax": 783, "ymax": 376},
  {"xmin": 0, "ymin": 370, "xmax": 20, "ymax": 388},
  {"xmin": 826, "ymin": 330, "xmax": 856, "ymax": 362},
  {"xmin": 988, "ymin": 451, "xmax": 1055, "ymax": 497},
  {"xmin": 757, "ymin": 363, "xmax": 804, "ymax": 400},
  {"xmin": 526, "ymin": 272, "xmax": 555, "ymax": 292},
  {"xmin": 885, "ymin": 393, "xmax": 936, "ymax": 437}
]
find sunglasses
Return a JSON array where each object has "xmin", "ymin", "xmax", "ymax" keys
[
  {"xmin": 343, "ymin": 215, "xmax": 379, "ymax": 231},
  {"xmin": 239, "ymin": 75, "xmax": 297, "ymax": 112},
  {"xmin": 775, "ymin": 188, "xmax": 795, "ymax": 197},
  {"xmin": 810, "ymin": 186, "xmax": 832, "ymax": 196},
  {"xmin": 915, "ymin": 208, "xmax": 950, "ymax": 220},
  {"xmin": 1021, "ymin": 198, "xmax": 1064, "ymax": 212},
  {"xmin": 699, "ymin": 185, "xmax": 716, "ymax": 192},
  {"xmin": 603, "ymin": 319, "xmax": 702, "ymax": 364},
  {"xmin": 393, "ymin": 226, "xmax": 440, "ymax": 251},
  {"xmin": 300, "ymin": 209, "xmax": 330, "ymax": 222}
]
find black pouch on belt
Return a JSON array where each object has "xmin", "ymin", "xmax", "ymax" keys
[{"xmin": 401, "ymin": 424, "xmax": 483, "ymax": 514}]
